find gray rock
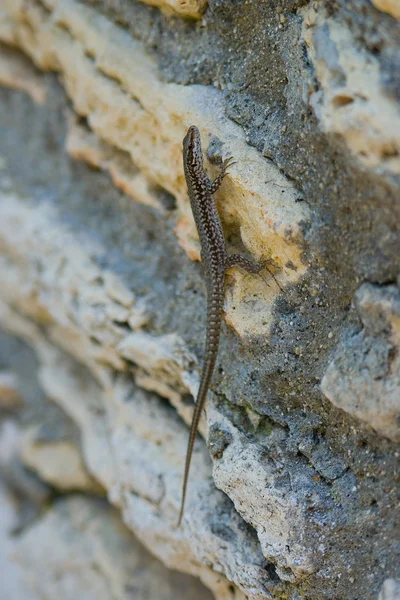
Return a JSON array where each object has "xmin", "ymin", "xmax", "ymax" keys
[
  {"xmin": 13, "ymin": 496, "xmax": 214, "ymax": 600},
  {"xmin": 378, "ymin": 579, "xmax": 400, "ymax": 600},
  {"xmin": 322, "ymin": 283, "xmax": 400, "ymax": 441}
]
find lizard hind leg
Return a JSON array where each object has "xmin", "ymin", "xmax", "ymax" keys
[
  {"xmin": 224, "ymin": 253, "xmax": 284, "ymax": 292},
  {"xmin": 224, "ymin": 253, "xmax": 264, "ymax": 273}
]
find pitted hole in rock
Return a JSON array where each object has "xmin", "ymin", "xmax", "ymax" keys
[{"xmin": 265, "ymin": 562, "xmax": 281, "ymax": 583}]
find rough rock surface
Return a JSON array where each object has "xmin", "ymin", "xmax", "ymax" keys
[
  {"xmin": 1, "ymin": 485, "xmax": 213, "ymax": 600},
  {"xmin": 378, "ymin": 579, "xmax": 400, "ymax": 600},
  {"xmin": 14, "ymin": 495, "xmax": 215, "ymax": 600},
  {"xmin": 0, "ymin": 0, "xmax": 399, "ymax": 598},
  {"xmin": 322, "ymin": 283, "xmax": 400, "ymax": 442},
  {"xmin": 0, "ymin": 483, "xmax": 40, "ymax": 600}
]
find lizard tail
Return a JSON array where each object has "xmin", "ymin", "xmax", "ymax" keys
[{"xmin": 177, "ymin": 309, "xmax": 221, "ymax": 527}]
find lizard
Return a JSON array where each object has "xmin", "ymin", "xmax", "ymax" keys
[{"xmin": 177, "ymin": 125, "xmax": 282, "ymax": 526}]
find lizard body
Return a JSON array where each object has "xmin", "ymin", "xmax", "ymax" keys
[{"xmin": 177, "ymin": 125, "xmax": 268, "ymax": 526}]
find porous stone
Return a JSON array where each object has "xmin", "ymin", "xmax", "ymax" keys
[
  {"xmin": 13, "ymin": 495, "xmax": 215, "ymax": 600},
  {"xmin": 20, "ymin": 425, "xmax": 102, "ymax": 493},
  {"xmin": 378, "ymin": 579, "xmax": 400, "ymax": 600},
  {"xmin": 0, "ymin": 0, "xmax": 308, "ymax": 309},
  {"xmin": 321, "ymin": 283, "xmax": 400, "ymax": 442},
  {"xmin": 0, "ymin": 195, "xmax": 272, "ymax": 599},
  {"xmin": 302, "ymin": 4, "xmax": 400, "ymax": 176},
  {"xmin": 0, "ymin": 0, "xmax": 399, "ymax": 597}
]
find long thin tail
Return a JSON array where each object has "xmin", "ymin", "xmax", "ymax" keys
[{"xmin": 177, "ymin": 303, "xmax": 221, "ymax": 526}]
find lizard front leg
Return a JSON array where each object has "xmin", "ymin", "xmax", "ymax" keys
[{"xmin": 208, "ymin": 157, "xmax": 236, "ymax": 195}]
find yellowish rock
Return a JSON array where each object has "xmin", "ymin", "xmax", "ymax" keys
[{"xmin": 370, "ymin": 0, "xmax": 400, "ymax": 19}]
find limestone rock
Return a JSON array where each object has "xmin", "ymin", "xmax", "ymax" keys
[
  {"xmin": 0, "ymin": 43, "xmax": 45, "ymax": 104},
  {"xmin": 302, "ymin": 4, "xmax": 400, "ymax": 175},
  {"xmin": 378, "ymin": 579, "xmax": 400, "ymax": 600},
  {"xmin": 370, "ymin": 0, "xmax": 400, "ymax": 20},
  {"xmin": 0, "ymin": 482, "xmax": 40, "ymax": 600},
  {"xmin": 0, "ymin": 372, "xmax": 20, "ymax": 408},
  {"xmin": 20, "ymin": 425, "xmax": 103, "ymax": 493},
  {"xmin": 0, "ymin": 0, "xmax": 399, "ymax": 597},
  {"xmin": 0, "ymin": 0, "xmax": 308, "ymax": 301},
  {"xmin": 0, "ymin": 195, "xmax": 271, "ymax": 598},
  {"xmin": 13, "ymin": 495, "xmax": 214, "ymax": 600},
  {"xmin": 321, "ymin": 283, "xmax": 400, "ymax": 442},
  {"xmin": 137, "ymin": 0, "xmax": 208, "ymax": 20}
]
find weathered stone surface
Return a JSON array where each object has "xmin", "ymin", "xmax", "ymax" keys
[
  {"xmin": 13, "ymin": 495, "xmax": 215, "ymax": 600},
  {"xmin": 0, "ymin": 0, "xmax": 399, "ymax": 597},
  {"xmin": 370, "ymin": 0, "xmax": 400, "ymax": 20},
  {"xmin": 0, "ymin": 371, "xmax": 20, "ymax": 408},
  {"xmin": 0, "ymin": 195, "xmax": 272, "ymax": 598},
  {"xmin": 66, "ymin": 116, "xmax": 165, "ymax": 212},
  {"xmin": 0, "ymin": 419, "xmax": 52, "ymax": 528},
  {"xmin": 302, "ymin": 4, "xmax": 400, "ymax": 175},
  {"xmin": 0, "ymin": 43, "xmax": 45, "ymax": 104},
  {"xmin": 0, "ymin": 482, "xmax": 40, "ymax": 600},
  {"xmin": 136, "ymin": 0, "xmax": 208, "ymax": 19},
  {"xmin": 0, "ymin": 0, "xmax": 307, "ymax": 310},
  {"xmin": 378, "ymin": 579, "xmax": 400, "ymax": 600},
  {"xmin": 20, "ymin": 425, "xmax": 103, "ymax": 493},
  {"xmin": 321, "ymin": 283, "xmax": 400, "ymax": 442}
]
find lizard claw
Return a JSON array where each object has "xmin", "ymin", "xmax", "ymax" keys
[
  {"xmin": 260, "ymin": 258, "xmax": 285, "ymax": 293},
  {"xmin": 222, "ymin": 156, "xmax": 236, "ymax": 173}
]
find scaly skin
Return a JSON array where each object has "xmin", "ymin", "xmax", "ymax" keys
[{"xmin": 178, "ymin": 125, "xmax": 272, "ymax": 526}]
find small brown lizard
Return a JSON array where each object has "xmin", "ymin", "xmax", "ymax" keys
[{"xmin": 178, "ymin": 125, "xmax": 281, "ymax": 526}]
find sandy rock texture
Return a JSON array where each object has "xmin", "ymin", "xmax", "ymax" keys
[{"xmin": 0, "ymin": 0, "xmax": 399, "ymax": 598}]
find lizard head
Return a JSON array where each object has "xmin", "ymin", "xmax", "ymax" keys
[{"xmin": 183, "ymin": 125, "xmax": 203, "ymax": 169}]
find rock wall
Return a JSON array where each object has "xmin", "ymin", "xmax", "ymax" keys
[{"xmin": 0, "ymin": 0, "xmax": 399, "ymax": 599}]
